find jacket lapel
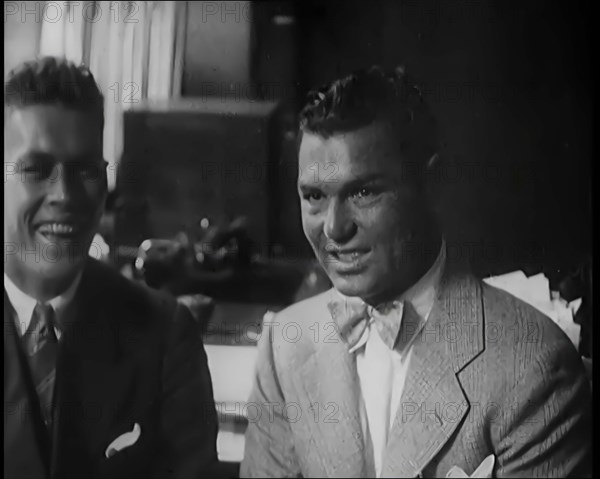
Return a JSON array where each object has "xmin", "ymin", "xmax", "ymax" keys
[
  {"xmin": 382, "ymin": 273, "xmax": 485, "ymax": 478},
  {"xmin": 50, "ymin": 265, "xmax": 138, "ymax": 479},
  {"xmin": 296, "ymin": 292, "xmax": 376, "ymax": 477},
  {"xmin": 4, "ymin": 291, "xmax": 50, "ymax": 478}
]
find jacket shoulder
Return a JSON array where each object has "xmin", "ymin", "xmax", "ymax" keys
[
  {"xmin": 478, "ymin": 280, "xmax": 584, "ymax": 381},
  {"xmin": 481, "ymin": 281, "xmax": 579, "ymax": 350},
  {"xmin": 81, "ymin": 258, "xmax": 180, "ymax": 328}
]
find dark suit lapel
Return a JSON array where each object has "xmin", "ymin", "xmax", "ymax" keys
[
  {"xmin": 382, "ymin": 273, "xmax": 485, "ymax": 478},
  {"xmin": 51, "ymin": 265, "xmax": 138, "ymax": 478},
  {"xmin": 296, "ymin": 292, "xmax": 376, "ymax": 477},
  {"xmin": 4, "ymin": 290, "xmax": 50, "ymax": 478}
]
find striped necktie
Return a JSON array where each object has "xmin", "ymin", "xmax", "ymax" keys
[{"xmin": 22, "ymin": 303, "xmax": 59, "ymax": 433}]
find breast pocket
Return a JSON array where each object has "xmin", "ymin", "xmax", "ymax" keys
[{"xmin": 95, "ymin": 420, "xmax": 159, "ymax": 479}]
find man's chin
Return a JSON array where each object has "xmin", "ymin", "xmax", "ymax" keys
[
  {"xmin": 28, "ymin": 251, "xmax": 88, "ymax": 280},
  {"xmin": 329, "ymin": 274, "xmax": 375, "ymax": 299},
  {"xmin": 38, "ymin": 259, "xmax": 85, "ymax": 276}
]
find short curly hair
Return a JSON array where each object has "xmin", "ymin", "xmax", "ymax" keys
[
  {"xmin": 298, "ymin": 65, "xmax": 439, "ymax": 180},
  {"xmin": 4, "ymin": 56, "xmax": 104, "ymax": 127}
]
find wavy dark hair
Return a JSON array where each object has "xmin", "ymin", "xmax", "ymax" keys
[
  {"xmin": 4, "ymin": 56, "xmax": 104, "ymax": 128},
  {"xmin": 298, "ymin": 65, "xmax": 439, "ymax": 183}
]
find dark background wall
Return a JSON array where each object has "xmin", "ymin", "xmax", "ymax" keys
[{"xmin": 179, "ymin": 0, "xmax": 592, "ymax": 277}]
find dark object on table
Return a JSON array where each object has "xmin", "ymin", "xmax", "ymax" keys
[
  {"xmin": 187, "ymin": 216, "xmax": 253, "ymax": 271},
  {"xmin": 132, "ymin": 217, "xmax": 308, "ymax": 305},
  {"xmin": 133, "ymin": 216, "xmax": 252, "ymax": 288},
  {"xmin": 133, "ymin": 238, "xmax": 187, "ymax": 290}
]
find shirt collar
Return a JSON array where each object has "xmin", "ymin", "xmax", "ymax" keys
[{"xmin": 4, "ymin": 271, "xmax": 83, "ymax": 334}]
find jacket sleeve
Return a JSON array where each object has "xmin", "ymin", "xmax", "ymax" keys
[
  {"xmin": 240, "ymin": 317, "xmax": 302, "ymax": 478},
  {"xmin": 493, "ymin": 339, "xmax": 592, "ymax": 478},
  {"xmin": 152, "ymin": 302, "xmax": 220, "ymax": 479}
]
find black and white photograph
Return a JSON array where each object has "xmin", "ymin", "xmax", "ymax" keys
[{"xmin": 4, "ymin": 1, "xmax": 592, "ymax": 477}]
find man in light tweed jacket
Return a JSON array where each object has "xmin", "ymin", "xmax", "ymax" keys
[{"xmin": 241, "ymin": 66, "xmax": 591, "ymax": 478}]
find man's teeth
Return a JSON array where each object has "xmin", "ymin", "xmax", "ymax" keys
[
  {"xmin": 38, "ymin": 224, "xmax": 77, "ymax": 235},
  {"xmin": 337, "ymin": 252, "xmax": 361, "ymax": 262}
]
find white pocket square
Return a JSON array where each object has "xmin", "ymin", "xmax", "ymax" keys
[
  {"xmin": 105, "ymin": 423, "xmax": 141, "ymax": 458},
  {"xmin": 446, "ymin": 455, "xmax": 495, "ymax": 478}
]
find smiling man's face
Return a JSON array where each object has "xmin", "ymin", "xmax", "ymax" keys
[
  {"xmin": 4, "ymin": 104, "xmax": 107, "ymax": 286},
  {"xmin": 298, "ymin": 122, "xmax": 436, "ymax": 304}
]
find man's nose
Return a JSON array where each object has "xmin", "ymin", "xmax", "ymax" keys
[
  {"xmin": 323, "ymin": 198, "xmax": 356, "ymax": 242},
  {"xmin": 46, "ymin": 164, "xmax": 77, "ymax": 203}
]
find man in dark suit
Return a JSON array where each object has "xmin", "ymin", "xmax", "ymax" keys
[
  {"xmin": 4, "ymin": 57, "xmax": 219, "ymax": 479},
  {"xmin": 241, "ymin": 66, "xmax": 592, "ymax": 477}
]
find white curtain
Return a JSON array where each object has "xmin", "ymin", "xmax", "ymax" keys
[
  {"xmin": 38, "ymin": 2, "xmax": 84, "ymax": 62},
  {"xmin": 38, "ymin": 1, "xmax": 186, "ymax": 190}
]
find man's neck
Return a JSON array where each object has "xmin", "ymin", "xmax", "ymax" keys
[
  {"xmin": 364, "ymin": 234, "xmax": 443, "ymax": 307},
  {"xmin": 4, "ymin": 264, "xmax": 83, "ymax": 303}
]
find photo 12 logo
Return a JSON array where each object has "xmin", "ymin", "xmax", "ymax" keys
[
  {"xmin": 199, "ymin": 1, "xmax": 253, "ymax": 24},
  {"xmin": 4, "ymin": 2, "xmax": 140, "ymax": 25}
]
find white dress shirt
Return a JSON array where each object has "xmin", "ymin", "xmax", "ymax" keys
[
  {"xmin": 353, "ymin": 240, "xmax": 446, "ymax": 477},
  {"xmin": 4, "ymin": 272, "xmax": 83, "ymax": 339}
]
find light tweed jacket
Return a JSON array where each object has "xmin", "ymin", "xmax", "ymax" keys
[{"xmin": 241, "ymin": 270, "xmax": 591, "ymax": 478}]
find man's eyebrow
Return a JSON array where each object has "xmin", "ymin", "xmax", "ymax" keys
[
  {"xmin": 339, "ymin": 173, "xmax": 387, "ymax": 190},
  {"xmin": 346, "ymin": 172, "xmax": 387, "ymax": 184},
  {"xmin": 298, "ymin": 183, "xmax": 323, "ymax": 194},
  {"xmin": 298, "ymin": 172, "xmax": 388, "ymax": 195}
]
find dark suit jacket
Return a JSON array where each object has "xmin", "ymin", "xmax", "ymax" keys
[
  {"xmin": 4, "ymin": 258, "xmax": 219, "ymax": 479},
  {"xmin": 241, "ymin": 270, "xmax": 592, "ymax": 478}
]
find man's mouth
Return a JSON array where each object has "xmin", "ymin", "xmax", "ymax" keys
[
  {"xmin": 36, "ymin": 222, "xmax": 84, "ymax": 240},
  {"xmin": 333, "ymin": 250, "xmax": 367, "ymax": 263},
  {"xmin": 325, "ymin": 248, "xmax": 371, "ymax": 270}
]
